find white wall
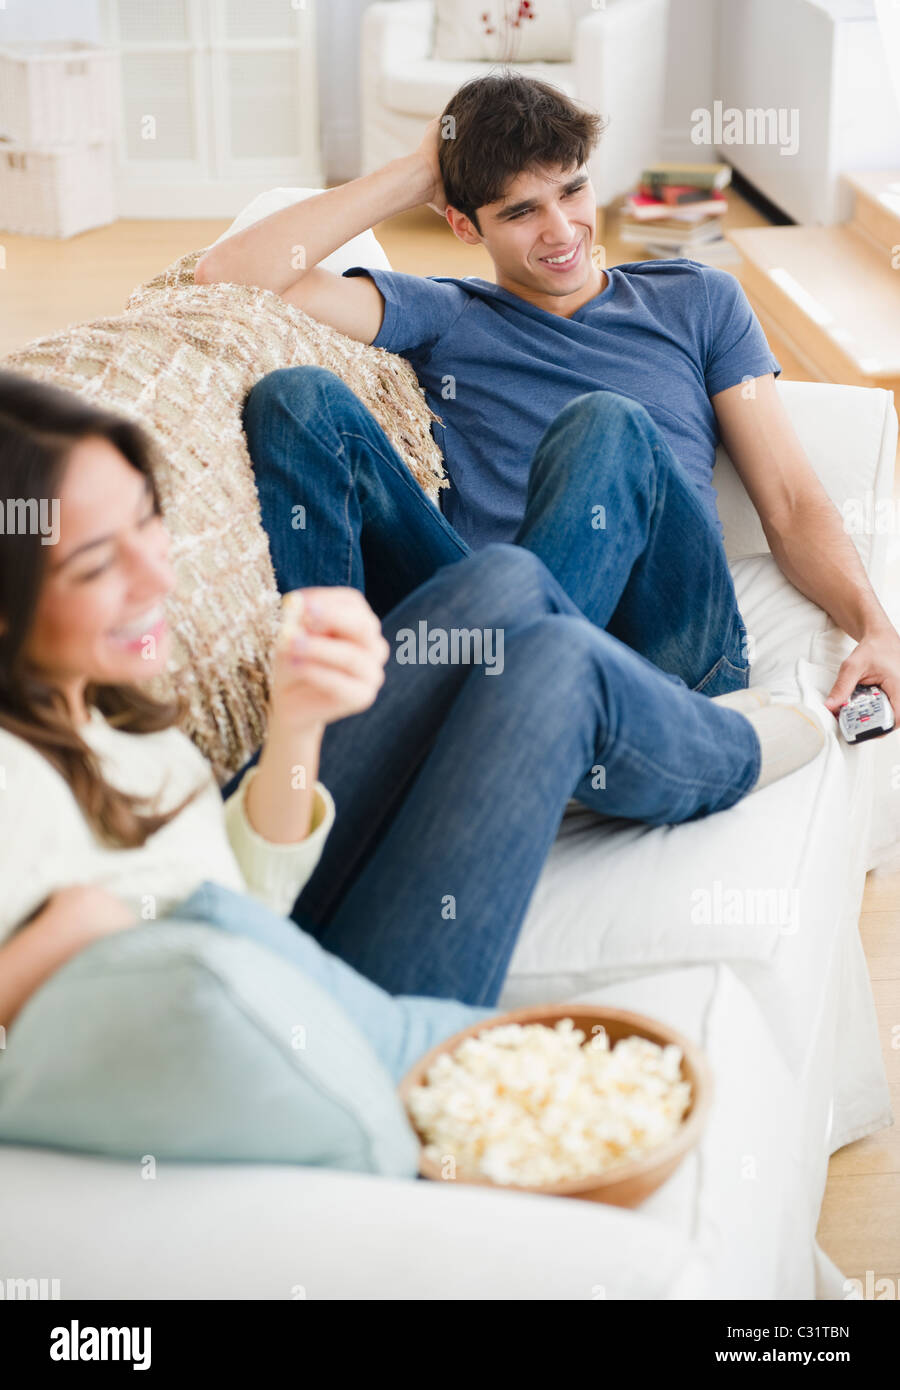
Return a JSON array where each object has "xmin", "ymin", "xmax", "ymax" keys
[
  {"xmin": 0, "ymin": 0, "xmax": 102, "ymax": 42},
  {"xmin": 661, "ymin": 0, "xmax": 717, "ymax": 160},
  {"xmin": 0, "ymin": 0, "xmax": 725, "ymax": 179},
  {"xmin": 317, "ymin": 0, "xmax": 369, "ymax": 182}
]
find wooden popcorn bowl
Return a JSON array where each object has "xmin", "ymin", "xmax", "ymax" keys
[{"xmin": 398, "ymin": 1003, "xmax": 713, "ymax": 1207}]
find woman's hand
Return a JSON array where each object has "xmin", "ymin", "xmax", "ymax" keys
[
  {"xmin": 0, "ymin": 885, "xmax": 136, "ymax": 1033},
  {"xmin": 246, "ymin": 589, "xmax": 390, "ymax": 846},
  {"xmin": 46, "ymin": 883, "xmax": 136, "ymax": 946},
  {"xmin": 268, "ymin": 587, "xmax": 390, "ymax": 738}
]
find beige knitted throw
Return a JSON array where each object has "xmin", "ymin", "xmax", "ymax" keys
[{"xmin": 1, "ymin": 248, "xmax": 447, "ymax": 784}]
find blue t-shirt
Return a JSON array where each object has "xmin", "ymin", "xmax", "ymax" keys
[{"xmin": 343, "ymin": 258, "xmax": 781, "ymax": 548}]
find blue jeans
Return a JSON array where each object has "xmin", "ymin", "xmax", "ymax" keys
[
  {"xmin": 243, "ymin": 365, "xmax": 751, "ymax": 694},
  {"xmin": 288, "ymin": 546, "xmax": 759, "ymax": 1002},
  {"xmin": 233, "ymin": 368, "xmax": 760, "ymax": 1005}
]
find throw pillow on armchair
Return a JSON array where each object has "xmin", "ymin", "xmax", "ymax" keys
[{"xmin": 434, "ymin": 0, "xmax": 586, "ymax": 63}]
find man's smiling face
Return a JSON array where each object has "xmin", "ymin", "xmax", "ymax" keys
[{"xmin": 446, "ymin": 163, "xmax": 603, "ymax": 314}]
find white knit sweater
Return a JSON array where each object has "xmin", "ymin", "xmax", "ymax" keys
[{"xmin": 0, "ymin": 708, "xmax": 336, "ymax": 942}]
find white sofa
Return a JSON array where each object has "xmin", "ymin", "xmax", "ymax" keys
[
  {"xmin": 360, "ymin": 0, "xmax": 671, "ymax": 206},
  {"xmin": 1, "ymin": 203, "xmax": 897, "ymax": 1301}
]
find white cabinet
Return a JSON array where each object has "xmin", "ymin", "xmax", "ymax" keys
[{"xmin": 101, "ymin": 0, "xmax": 322, "ymax": 216}]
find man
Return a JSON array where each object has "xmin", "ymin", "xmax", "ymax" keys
[{"xmin": 195, "ymin": 72, "xmax": 900, "ymax": 775}]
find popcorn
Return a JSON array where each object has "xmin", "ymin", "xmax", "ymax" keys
[
  {"xmin": 406, "ymin": 1020, "xmax": 692, "ymax": 1187},
  {"xmin": 278, "ymin": 591, "xmax": 307, "ymax": 650}
]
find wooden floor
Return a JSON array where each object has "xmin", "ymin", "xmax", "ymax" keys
[{"xmin": 0, "ymin": 188, "xmax": 897, "ymax": 1288}]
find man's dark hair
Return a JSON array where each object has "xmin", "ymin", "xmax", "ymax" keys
[{"xmin": 438, "ymin": 71, "xmax": 605, "ymax": 232}]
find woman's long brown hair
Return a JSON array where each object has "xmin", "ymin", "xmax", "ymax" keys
[{"xmin": 0, "ymin": 370, "xmax": 196, "ymax": 848}]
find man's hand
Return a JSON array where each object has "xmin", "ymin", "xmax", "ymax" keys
[
  {"xmin": 416, "ymin": 117, "xmax": 448, "ymax": 215},
  {"xmin": 825, "ymin": 625, "xmax": 900, "ymax": 725},
  {"xmin": 714, "ymin": 377, "xmax": 900, "ymax": 722},
  {"xmin": 194, "ymin": 129, "xmax": 436, "ymax": 324}
]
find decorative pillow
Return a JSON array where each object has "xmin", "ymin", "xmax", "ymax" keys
[
  {"xmin": 434, "ymin": 0, "xmax": 581, "ymax": 63},
  {"xmin": 0, "ymin": 921, "xmax": 419, "ymax": 1175},
  {"xmin": 1, "ymin": 247, "xmax": 446, "ymax": 785}
]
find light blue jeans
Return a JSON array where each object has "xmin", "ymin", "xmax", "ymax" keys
[{"xmin": 173, "ymin": 880, "xmax": 497, "ymax": 1084}]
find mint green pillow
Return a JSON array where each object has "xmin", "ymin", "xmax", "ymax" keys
[{"xmin": 0, "ymin": 922, "xmax": 418, "ymax": 1176}]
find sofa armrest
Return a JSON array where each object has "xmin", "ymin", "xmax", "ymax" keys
[
  {"xmin": 0, "ymin": 1144, "xmax": 711, "ymax": 1299},
  {"xmin": 714, "ymin": 380, "xmax": 898, "ymax": 584},
  {"xmin": 575, "ymin": 0, "xmax": 670, "ymax": 205}
]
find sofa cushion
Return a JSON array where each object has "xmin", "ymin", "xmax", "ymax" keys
[
  {"xmin": 713, "ymin": 380, "xmax": 897, "ymax": 570},
  {"xmin": 1, "ymin": 234, "xmax": 445, "ymax": 785},
  {"xmin": 0, "ymin": 1138, "xmax": 710, "ymax": 1299},
  {"xmin": 212, "ymin": 187, "xmax": 394, "ymax": 276},
  {"xmin": 0, "ymin": 921, "xmax": 419, "ymax": 1176},
  {"xmin": 575, "ymin": 965, "xmax": 817, "ymax": 1298}
]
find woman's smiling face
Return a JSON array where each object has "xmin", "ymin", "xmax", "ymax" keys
[{"xmin": 24, "ymin": 435, "xmax": 175, "ymax": 713}]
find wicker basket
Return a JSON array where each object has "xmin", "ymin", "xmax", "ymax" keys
[
  {"xmin": 0, "ymin": 41, "xmax": 117, "ymax": 146},
  {"xmin": 0, "ymin": 140, "xmax": 116, "ymax": 238}
]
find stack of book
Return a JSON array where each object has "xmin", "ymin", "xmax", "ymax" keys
[{"xmin": 620, "ymin": 163, "xmax": 737, "ymax": 263}]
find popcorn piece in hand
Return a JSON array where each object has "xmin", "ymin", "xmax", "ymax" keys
[{"xmin": 278, "ymin": 591, "xmax": 307, "ymax": 650}]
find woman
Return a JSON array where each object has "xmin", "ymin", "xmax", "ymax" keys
[{"xmin": 0, "ymin": 373, "xmax": 799, "ymax": 1082}]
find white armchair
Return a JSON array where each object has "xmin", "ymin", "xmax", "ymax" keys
[{"xmin": 360, "ymin": 0, "xmax": 670, "ymax": 207}]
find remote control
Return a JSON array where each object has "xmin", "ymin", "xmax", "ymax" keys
[{"xmin": 838, "ymin": 683, "xmax": 895, "ymax": 744}]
